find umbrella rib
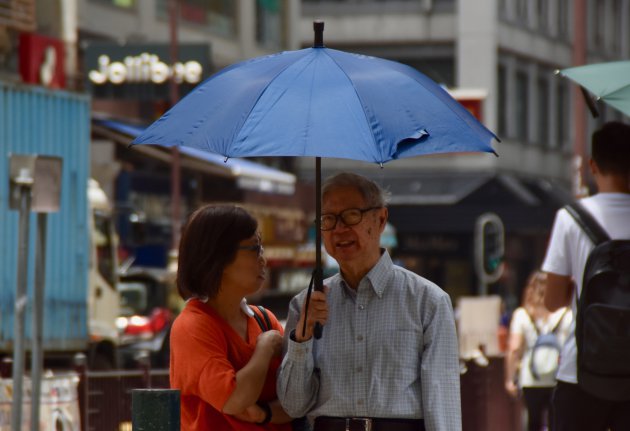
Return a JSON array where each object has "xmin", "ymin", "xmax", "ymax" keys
[
  {"xmin": 322, "ymin": 49, "xmax": 387, "ymax": 164},
  {"xmin": 228, "ymin": 51, "xmax": 318, "ymax": 157},
  {"xmin": 605, "ymin": 82, "xmax": 630, "ymax": 98}
]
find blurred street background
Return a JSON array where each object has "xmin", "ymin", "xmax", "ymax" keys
[{"xmin": 1, "ymin": 0, "xmax": 629, "ymax": 430}]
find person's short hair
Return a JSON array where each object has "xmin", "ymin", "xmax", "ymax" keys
[
  {"xmin": 591, "ymin": 121, "xmax": 630, "ymax": 176},
  {"xmin": 322, "ymin": 172, "xmax": 389, "ymax": 207},
  {"xmin": 176, "ymin": 204, "xmax": 258, "ymax": 300}
]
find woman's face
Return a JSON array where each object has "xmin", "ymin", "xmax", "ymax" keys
[{"xmin": 221, "ymin": 234, "xmax": 267, "ymax": 296}]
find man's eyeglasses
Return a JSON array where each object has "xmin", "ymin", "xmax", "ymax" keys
[
  {"xmin": 238, "ymin": 244, "xmax": 264, "ymax": 257},
  {"xmin": 320, "ymin": 207, "xmax": 381, "ymax": 231}
]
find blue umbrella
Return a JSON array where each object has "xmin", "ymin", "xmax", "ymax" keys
[{"xmin": 132, "ymin": 22, "xmax": 498, "ymax": 336}]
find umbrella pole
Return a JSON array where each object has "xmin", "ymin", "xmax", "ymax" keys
[{"xmin": 313, "ymin": 157, "xmax": 324, "ymax": 339}]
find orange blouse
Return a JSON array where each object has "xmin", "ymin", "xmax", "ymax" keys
[{"xmin": 170, "ymin": 299, "xmax": 292, "ymax": 431}]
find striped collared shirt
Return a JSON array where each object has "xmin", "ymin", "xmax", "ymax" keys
[{"xmin": 277, "ymin": 250, "xmax": 461, "ymax": 431}]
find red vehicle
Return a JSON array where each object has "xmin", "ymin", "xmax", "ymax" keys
[{"xmin": 116, "ymin": 267, "xmax": 179, "ymax": 368}]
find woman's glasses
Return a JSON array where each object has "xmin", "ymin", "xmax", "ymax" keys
[{"xmin": 238, "ymin": 244, "xmax": 264, "ymax": 257}]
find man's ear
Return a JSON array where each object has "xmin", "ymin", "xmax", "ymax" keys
[
  {"xmin": 589, "ymin": 158, "xmax": 598, "ymax": 175},
  {"xmin": 379, "ymin": 207, "xmax": 388, "ymax": 232}
]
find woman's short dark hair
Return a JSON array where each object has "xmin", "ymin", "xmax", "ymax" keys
[{"xmin": 176, "ymin": 204, "xmax": 258, "ymax": 300}]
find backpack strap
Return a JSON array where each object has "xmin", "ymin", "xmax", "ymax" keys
[
  {"xmin": 550, "ymin": 308, "xmax": 568, "ymax": 334},
  {"xmin": 251, "ymin": 305, "xmax": 272, "ymax": 332},
  {"xmin": 564, "ymin": 202, "xmax": 610, "ymax": 245},
  {"xmin": 524, "ymin": 309, "xmax": 541, "ymax": 336}
]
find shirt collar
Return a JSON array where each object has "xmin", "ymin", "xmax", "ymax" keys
[{"xmin": 335, "ymin": 248, "xmax": 393, "ymax": 299}]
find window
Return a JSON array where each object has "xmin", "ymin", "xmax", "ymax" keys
[
  {"xmin": 612, "ymin": 0, "xmax": 621, "ymax": 52},
  {"xmin": 515, "ymin": 71, "xmax": 529, "ymax": 141},
  {"xmin": 537, "ymin": 0, "xmax": 548, "ymax": 33},
  {"xmin": 595, "ymin": 0, "xmax": 606, "ymax": 48},
  {"xmin": 256, "ymin": 0, "xmax": 282, "ymax": 49},
  {"xmin": 557, "ymin": 0, "xmax": 568, "ymax": 39},
  {"xmin": 497, "ymin": 65, "xmax": 508, "ymax": 137},
  {"xmin": 516, "ymin": 0, "xmax": 529, "ymax": 25},
  {"xmin": 156, "ymin": 0, "xmax": 236, "ymax": 37},
  {"xmin": 537, "ymin": 77, "xmax": 549, "ymax": 147},
  {"xmin": 498, "ymin": 0, "xmax": 508, "ymax": 19},
  {"xmin": 555, "ymin": 83, "xmax": 567, "ymax": 150}
]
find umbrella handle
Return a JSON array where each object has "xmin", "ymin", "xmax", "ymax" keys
[
  {"xmin": 302, "ymin": 270, "xmax": 324, "ymax": 340},
  {"xmin": 313, "ymin": 322, "xmax": 323, "ymax": 339}
]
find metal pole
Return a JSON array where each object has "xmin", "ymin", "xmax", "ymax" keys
[
  {"xmin": 132, "ymin": 389, "xmax": 180, "ymax": 431},
  {"xmin": 30, "ymin": 213, "xmax": 48, "ymax": 431},
  {"xmin": 12, "ymin": 181, "xmax": 32, "ymax": 431},
  {"xmin": 169, "ymin": 0, "xmax": 181, "ymax": 251}
]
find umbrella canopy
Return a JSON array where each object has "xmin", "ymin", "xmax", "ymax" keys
[
  {"xmin": 559, "ymin": 60, "xmax": 630, "ymax": 117},
  {"xmin": 132, "ymin": 33, "xmax": 497, "ymax": 162},
  {"xmin": 132, "ymin": 22, "xmax": 498, "ymax": 337}
]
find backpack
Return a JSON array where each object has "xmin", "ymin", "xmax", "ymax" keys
[
  {"xmin": 565, "ymin": 202, "xmax": 630, "ymax": 401},
  {"xmin": 526, "ymin": 309, "xmax": 566, "ymax": 381}
]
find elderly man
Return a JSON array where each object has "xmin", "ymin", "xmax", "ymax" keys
[{"xmin": 278, "ymin": 172, "xmax": 461, "ymax": 431}]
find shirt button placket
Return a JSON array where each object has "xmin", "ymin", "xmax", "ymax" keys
[{"xmin": 355, "ymin": 287, "xmax": 369, "ymax": 416}]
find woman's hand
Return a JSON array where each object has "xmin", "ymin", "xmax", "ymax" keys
[
  {"xmin": 256, "ymin": 329, "xmax": 283, "ymax": 358},
  {"xmin": 295, "ymin": 287, "xmax": 329, "ymax": 342},
  {"xmin": 223, "ymin": 331, "xmax": 282, "ymax": 415},
  {"xmin": 231, "ymin": 400, "xmax": 293, "ymax": 425},
  {"xmin": 232, "ymin": 404, "xmax": 266, "ymax": 423},
  {"xmin": 505, "ymin": 380, "xmax": 519, "ymax": 398}
]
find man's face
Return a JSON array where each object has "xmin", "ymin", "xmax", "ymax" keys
[{"xmin": 321, "ymin": 185, "xmax": 387, "ymax": 270}]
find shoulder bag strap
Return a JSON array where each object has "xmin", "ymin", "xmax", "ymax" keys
[
  {"xmin": 257, "ymin": 305, "xmax": 272, "ymax": 331},
  {"xmin": 251, "ymin": 306, "xmax": 268, "ymax": 332},
  {"xmin": 564, "ymin": 202, "xmax": 610, "ymax": 245}
]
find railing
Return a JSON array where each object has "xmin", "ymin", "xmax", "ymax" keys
[{"xmin": 76, "ymin": 361, "xmax": 170, "ymax": 431}]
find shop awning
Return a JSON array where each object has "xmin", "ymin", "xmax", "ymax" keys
[
  {"xmin": 92, "ymin": 117, "xmax": 296, "ymax": 195},
  {"xmin": 383, "ymin": 173, "xmax": 571, "ymax": 234}
]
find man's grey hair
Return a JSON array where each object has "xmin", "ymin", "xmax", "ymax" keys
[{"xmin": 322, "ymin": 172, "xmax": 389, "ymax": 207}]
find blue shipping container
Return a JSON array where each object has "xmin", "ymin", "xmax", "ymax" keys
[{"xmin": 0, "ymin": 81, "xmax": 91, "ymax": 351}]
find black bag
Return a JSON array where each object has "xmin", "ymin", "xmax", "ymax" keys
[{"xmin": 565, "ymin": 203, "xmax": 630, "ymax": 401}]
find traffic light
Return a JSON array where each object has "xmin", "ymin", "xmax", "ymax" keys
[
  {"xmin": 482, "ymin": 220, "xmax": 504, "ymax": 275},
  {"xmin": 474, "ymin": 213, "xmax": 505, "ymax": 285}
]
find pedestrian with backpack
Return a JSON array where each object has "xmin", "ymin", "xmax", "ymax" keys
[
  {"xmin": 505, "ymin": 270, "xmax": 572, "ymax": 431},
  {"xmin": 542, "ymin": 121, "xmax": 630, "ymax": 431}
]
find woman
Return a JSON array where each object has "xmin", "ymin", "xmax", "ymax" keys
[
  {"xmin": 504, "ymin": 270, "xmax": 571, "ymax": 431},
  {"xmin": 170, "ymin": 204, "xmax": 293, "ymax": 430}
]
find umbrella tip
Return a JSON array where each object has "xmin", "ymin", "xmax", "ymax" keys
[{"xmin": 313, "ymin": 21, "xmax": 325, "ymax": 48}]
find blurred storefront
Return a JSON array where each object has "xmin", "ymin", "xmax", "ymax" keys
[
  {"xmin": 385, "ymin": 172, "xmax": 570, "ymax": 310},
  {"xmin": 91, "ymin": 117, "xmax": 309, "ymax": 275}
]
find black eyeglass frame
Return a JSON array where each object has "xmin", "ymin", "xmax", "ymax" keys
[
  {"xmin": 237, "ymin": 244, "xmax": 264, "ymax": 257},
  {"xmin": 320, "ymin": 206, "xmax": 382, "ymax": 231}
]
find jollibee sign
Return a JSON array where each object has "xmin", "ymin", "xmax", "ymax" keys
[
  {"xmin": 84, "ymin": 42, "xmax": 211, "ymax": 100},
  {"xmin": 89, "ymin": 53, "xmax": 202, "ymax": 85}
]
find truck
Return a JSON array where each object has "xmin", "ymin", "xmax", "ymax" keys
[{"xmin": 0, "ymin": 81, "xmax": 120, "ymax": 369}]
